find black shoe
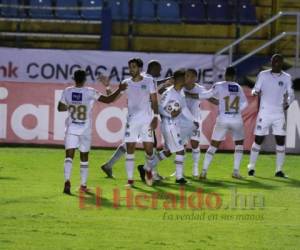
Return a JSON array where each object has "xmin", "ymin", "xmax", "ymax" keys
[
  {"xmin": 175, "ymin": 178, "xmax": 187, "ymax": 185},
  {"xmin": 275, "ymin": 171, "xmax": 288, "ymax": 178},
  {"xmin": 248, "ymin": 169, "xmax": 255, "ymax": 176},
  {"xmin": 137, "ymin": 164, "xmax": 146, "ymax": 182},
  {"xmin": 63, "ymin": 180, "xmax": 71, "ymax": 195},
  {"xmin": 101, "ymin": 164, "xmax": 114, "ymax": 178}
]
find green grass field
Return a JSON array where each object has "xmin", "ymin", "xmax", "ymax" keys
[{"xmin": 0, "ymin": 147, "xmax": 300, "ymax": 250}]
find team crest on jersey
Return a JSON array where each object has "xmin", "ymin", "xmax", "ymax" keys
[
  {"xmin": 278, "ymin": 81, "xmax": 284, "ymax": 86},
  {"xmin": 257, "ymin": 125, "xmax": 262, "ymax": 130},
  {"xmin": 228, "ymin": 85, "xmax": 238, "ymax": 92},
  {"xmin": 141, "ymin": 85, "xmax": 147, "ymax": 90},
  {"xmin": 125, "ymin": 132, "xmax": 130, "ymax": 137},
  {"xmin": 72, "ymin": 93, "xmax": 82, "ymax": 101}
]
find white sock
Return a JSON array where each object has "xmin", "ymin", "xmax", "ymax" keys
[
  {"xmin": 149, "ymin": 150, "xmax": 167, "ymax": 175},
  {"xmin": 107, "ymin": 143, "xmax": 126, "ymax": 168},
  {"xmin": 234, "ymin": 145, "xmax": 244, "ymax": 172},
  {"xmin": 125, "ymin": 153, "xmax": 135, "ymax": 181},
  {"xmin": 175, "ymin": 154, "xmax": 185, "ymax": 179},
  {"xmin": 202, "ymin": 146, "xmax": 217, "ymax": 173},
  {"xmin": 248, "ymin": 143, "xmax": 261, "ymax": 170},
  {"xmin": 64, "ymin": 158, "xmax": 73, "ymax": 181},
  {"xmin": 192, "ymin": 148, "xmax": 200, "ymax": 176},
  {"xmin": 144, "ymin": 153, "xmax": 155, "ymax": 171},
  {"xmin": 80, "ymin": 161, "xmax": 89, "ymax": 186},
  {"xmin": 276, "ymin": 145, "xmax": 285, "ymax": 172}
]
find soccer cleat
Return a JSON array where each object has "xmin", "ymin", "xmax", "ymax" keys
[
  {"xmin": 199, "ymin": 172, "xmax": 207, "ymax": 180},
  {"xmin": 145, "ymin": 170, "xmax": 153, "ymax": 186},
  {"xmin": 63, "ymin": 180, "xmax": 71, "ymax": 195},
  {"xmin": 79, "ymin": 185, "xmax": 90, "ymax": 193},
  {"xmin": 100, "ymin": 164, "xmax": 114, "ymax": 178},
  {"xmin": 137, "ymin": 164, "xmax": 146, "ymax": 182},
  {"xmin": 175, "ymin": 178, "xmax": 187, "ymax": 185},
  {"xmin": 232, "ymin": 172, "xmax": 242, "ymax": 179},
  {"xmin": 125, "ymin": 180, "xmax": 134, "ymax": 187},
  {"xmin": 153, "ymin": 173, "xmax": 165, "ymax": 182},
  {"xmin": 248, "ymin": 169, "xmax": 255, "ymax": 176},
  {"xmin": 275, "ymin": 171, "xmax": 288, "ymax": 178}
]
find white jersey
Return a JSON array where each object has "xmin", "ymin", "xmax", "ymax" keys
[
  {"xmin": 142, "ymin": 72, "xmax": 157, "ymax": 89},
  {"xmin": 122, "ymin": 76, "xmax": 156, "ymax": 118},
  {"xmin": 212, "ymin": 81, "xmax": 248, "ymax": 121},
  {"xmin": 184, "ymin": 83, "xmax": 215, "ymax": 122},
  {"xmin": 159, "ymin": 86, "xmax": 195, "ymax": 126},
  {"xmin": 60, "ymin": 86, "xmax": 102, "ymax": 135},
  {"xmin": 253, "ymin": 69, "xmax": 294, "ymax": 114}
]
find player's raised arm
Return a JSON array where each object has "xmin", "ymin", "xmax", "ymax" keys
[
  {"xmin": 98, "ymin": 82, "xmax": 127, "ymax": 104},
  {"xmin": 97, "ymin": 74, "xmax": 113, "ymax": 95}
]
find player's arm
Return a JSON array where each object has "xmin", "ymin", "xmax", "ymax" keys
[
  {"xmin": 157, "ymin": 78, "xmax": 174, "ymax": 95},
  {"xmin": 98, "ymin": 82, "xmax": 127, "ymax": 104},
  {"xmin": 150, "ymin": 93, "xmax": 159, "ymax": 129},
  {"xmin": 252, "ymin": 72, "xmax": 262, "ymax": 96},
  {"xmin": 285, "ymin": 75, "xmax": 295, "ymax": 109},
  {"xmin": 239, "ymin": 86, "xmax": 248, "ymax": 112},
  {"xmin": 57, "ymin": 90, "xmax": 68, "ymax": 112}
]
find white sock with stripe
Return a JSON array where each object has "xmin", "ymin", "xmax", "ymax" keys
[
  {"xmin": 234, "ymin": 145, "xmax": 244, "ymax": 172},
  {"xmin": 107, "ymin": 143, "xmax": 126, "ymax": 169},
  {"xmin": 192, "ymin": 148, "xmax": 200, "ymax": 176},
  {"xmin": 64, "ymin": 158, "xmax": 73, "ymax": 181},
  {"xmin": 80, "ymin": 161, "xmax": 89, "ymax": 186},
  {"xmin": 175, "ymin": 154, "xmax": 185, "ymax": 180},
  {"xmin": 202, "ymin": 146, "xmax": 217, "ymax": 173},
  {"xmin": 248, "ymin": 143, "xmax": 261, "ymax": 170},
  {"xmin": 125, "ymin": 153, "xmax": 135, "ymax": 181},
  {"xmin": 276, "ymin": 145, "xmax": 285, "ymax": 172}
]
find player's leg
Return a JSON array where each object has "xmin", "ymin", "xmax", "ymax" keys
[
  {"xmin": 248, "ymin": 135, "xmax": 265, "ymax": 176},
  {"xmin": 125, "ymin": 142, "xmax": 136, "ymax": 186},
  {"xmin": 78, "ymin": 134, "xmax": 92, "ymax": 192},
  {"xmin": 274, "ymin": 135, "xmax": 287, "ymax": 177},
  {"xmin": 143, "ymin": 141, "xmax": 155, "ymax": 186},
  {"xmin": 191, "ymin": 140, "xmax": 200, "ymax": 178},
  {"xmin": 100, "ymin": 142, "xmax": 126, "ymax": 178},
  {"xmin": 175, "ymin": 150, "xmax": 187, "ymax": 184},
  {"xmin": 63, "ymin": 133, "xmax": 79, "ymax": 194},
  {"xmin": 200, "ymin": 121, "xmax": 225, "ymax": 179},
  {"xmin": 231, "ymin": 122, "xmax": 245, "ymax": 179},
  {"xmin": 232, "ymin": 140, "xmax": 244, "ymax": 179},
  {"xmin": 200, "ymin": 140, "xmax": 221, "ymax": 179}
]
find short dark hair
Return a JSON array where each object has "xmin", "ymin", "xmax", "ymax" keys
[
  {"xmin": 147, "ymin": 60, "xmax": 161, "ymax": 71},
  {"xmin": 74, "ymin": 69, "xmax": 86, "ymax": 83},
  {"xmin": 186, "ymin": 68, "xmax": 197, "ymax": 77},
  {"xmin": 225, "ymin": 67, "xmax": 236, "ymax": 77},
  {"xmin": 173, "ymin": 69, "xmax": 186, "ymax": 80},
  {"xmin": 271, "ymin": 53, "xmax": 283, "ymax": 61},
  {"xmin": 128, "ymin": 58, "xmax": 144, "ymax": 68}
]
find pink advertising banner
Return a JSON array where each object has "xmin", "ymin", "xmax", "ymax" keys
[{"xmin": 0, "ymin": 81, "xmax": 258, "ymax": 150}]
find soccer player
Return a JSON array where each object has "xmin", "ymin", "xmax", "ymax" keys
[
  {"xmin": 184, "ymin": 68, "xmax": 219, "ymax": 178},
  {"xmin": 247, "ymin": 54, "xmax": 294, "ymax": 178},
  {"xmin": 200, "ymin": 67, "xmax": 248, "ymax": 179},
  {"xmin": 121, "ymin": 58, "xmax": 159, "ymax": 187},
  {"xmin": 100, "ymin": 60, "xmax": 169, "ymax": 180},
  {"xmin": 159, "ymin": 69, "xmax": 200, "ymax": 184},
  {"xmin": 58, "ymin": 69, "xmax": 127, "ymax": 195}
]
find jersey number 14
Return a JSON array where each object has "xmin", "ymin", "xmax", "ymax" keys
[{"xmin": 223, "ymin": 96, "xmax": 240, "ymax": 112}]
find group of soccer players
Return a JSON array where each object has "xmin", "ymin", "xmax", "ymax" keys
[{"xmin": 57, "ymin": 53, "xmax": 294, "ymax": 194}]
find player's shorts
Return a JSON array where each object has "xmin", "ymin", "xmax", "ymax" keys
[
  {"xmin": 161, "ymin": 119, "xmax": 184, "ymax": 153},
  {"xmin": 65, "ymin": 133, "xmax": 91, "ymax": 152},
  {"xmin": 190, "ymin": 122, "xmax": 201, "ymax": 142},
  {"xmin": 211, "ymin": 118, "xmax": 244, "ymax": 141},
  {"xmin": 254, "ymin": 112, "xmax": 286, "ymax": 136},
  {"xmin": 124, "ymin": 116, "xmax": 154, "ymax": 143}
]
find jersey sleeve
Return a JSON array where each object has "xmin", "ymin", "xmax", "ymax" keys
[
  {"xmin": 197, "ymin": 85, "xmax": 217, "ymax": 100},
  {"xmin": 239, "ymin": 86, "xmax": 248, "ymax": 112},
  {"xmin": 286, "ymin": 75, "xmax": 295, "ymax": 105},
  {"xmin": 90, "ymin": 88, "xmax": 102, "ymax": 101},
  {"xmin": 159, "ymin": 91, "xmax": 172, "ymax": 118},
  {"xmin": 59, "ymin": 89, "xmax": 67, "ymax": 105},
  {"xmin": 253, "ymin": 72, "xmax": 263, "ymax": 94}
]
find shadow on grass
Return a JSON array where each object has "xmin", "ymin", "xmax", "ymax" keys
[
  {"xmin": 0, "ymin": 176, "xmax": 18, "ymax": 181},
  {"xmin": 255, "ymin": 176, "xmax": 300, "ymax": 188}
]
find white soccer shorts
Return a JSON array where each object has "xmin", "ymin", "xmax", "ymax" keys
[
  {"xmin": 161, "ymin": 120, "xmax": 184, "ymax": 153},
  {"xmin": 254, "ymin": 113, "xmax": 286, "ymax": 136},
  {"xmin": 211, "ymin": 119, "xmax": 245, "ymax": 141},
  {"xmin": 123, "ymin": 117, "xmax": 154, "ymax": 143},
  {"xmin": 64, "ymin": 133, "xmax": 91, "ymax": 152},
  {"xmin": 190, "ymin": 122, "xmax": 202, "ymax": 142}
]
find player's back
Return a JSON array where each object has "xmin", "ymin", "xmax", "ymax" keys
[
  {"xmin": 184, "ymin": 83, "xmax": 205, "ymax": 122},
  {"xmin": 214, "ymin": 81, "xmax": 247, "ymax": 121},
  {"xmin": 61, "ymin": 86, "xmax": 100, "ymax": 135}
]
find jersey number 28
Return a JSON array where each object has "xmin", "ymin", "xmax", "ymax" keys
[{"xmin": 68, "ymin": 105, "xmax": 87, "ymax": 121}]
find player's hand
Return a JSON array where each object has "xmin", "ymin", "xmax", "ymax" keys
[
  {"xmin": 252, "ymin": 89, "xmax": 260, "ymax": 96},
  {"xmin": 150, "ymin": 117, "xmax": 158, "ymax": 130},
  {"xmin": 118, "ymin": 82, "xmax": 128, "ymax": 91},
  {"xmin": 171, "ymin": 108, "xmax": 181, "ymax": 118},
  {"xmin": 97, "ymin": 74, "xmax": 110, "ymax": 87},
  {"xmin": 193, "ymin": 121, "xmax": 199, "ymax": 129}
]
